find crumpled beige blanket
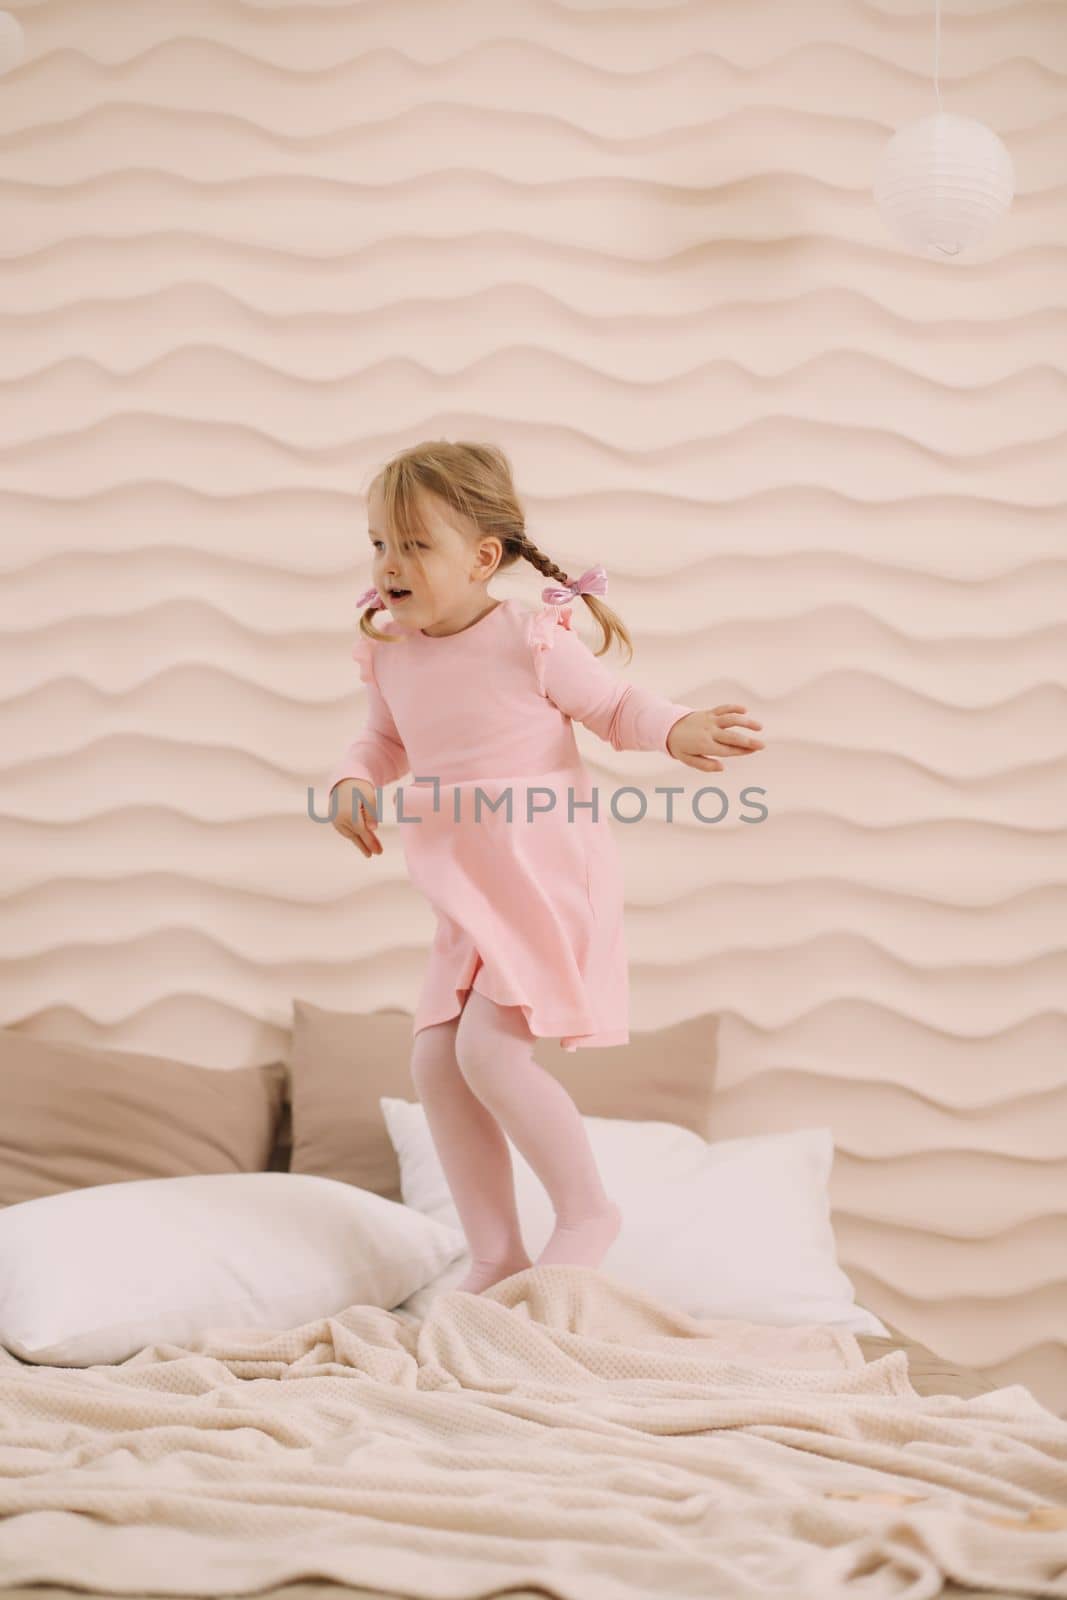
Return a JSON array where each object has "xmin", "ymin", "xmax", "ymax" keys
[{"xmin": 0, "ymin": 1263, "xmax": 1065, "ymax": 1599}]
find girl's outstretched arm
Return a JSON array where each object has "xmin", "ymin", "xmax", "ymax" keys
[{"xmin": 535, "ymin": 611, "xmax": 695, "ymax": 754}]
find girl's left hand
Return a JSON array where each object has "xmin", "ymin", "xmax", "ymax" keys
[{"xmin": 666, "ymin": 706, "xmax": 764, "ymax": 772}]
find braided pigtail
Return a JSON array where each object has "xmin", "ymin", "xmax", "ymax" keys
[{"xmin": 505, "ymin": 531, "xmax": 632, "ymax": 664}]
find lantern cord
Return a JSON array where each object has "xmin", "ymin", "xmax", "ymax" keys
[{"xmin": 933, "ymin": 0, "xmax": 943, "ymax": 111}]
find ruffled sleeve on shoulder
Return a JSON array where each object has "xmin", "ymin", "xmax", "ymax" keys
[
  {"xmin": 350, "ymin": 631, "xmax": 377, "ymax": 689},
  {"xmin": 530, "ymin": 603, "xmax": 574, "ymax": 697}
]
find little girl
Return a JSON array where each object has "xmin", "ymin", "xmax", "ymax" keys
[{"xmin": 327, "ymin": 441, "xmax": 764, "ymax": 1295}]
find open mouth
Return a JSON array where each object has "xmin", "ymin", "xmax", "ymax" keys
[{"xmin": 386, "ymin": 588, "xmax": 412, "ymax": 602}]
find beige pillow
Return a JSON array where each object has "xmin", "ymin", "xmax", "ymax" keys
[
  {"xmin": 286, "ymin": 998, "xmax": 718, "ymax": 1199},
  {"xmin": 0, "ymin": 1030, "xmax": 286, "ymax": 1209}
]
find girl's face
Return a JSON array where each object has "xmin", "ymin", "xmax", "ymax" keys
[{"xmin": 366, "ymin": 483, "xmax": 501, "ymax": 633}]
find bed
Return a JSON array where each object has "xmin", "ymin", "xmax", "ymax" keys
[{"xmin": 1, "ymin": 1010, "xmax": 1064, "ymax": 1599}]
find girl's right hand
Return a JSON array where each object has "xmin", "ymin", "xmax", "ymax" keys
[{"xmin": 330, "ymin": 778, "xmax": 383, "ymax": 857}]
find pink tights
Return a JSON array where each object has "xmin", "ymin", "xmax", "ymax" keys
[{"xmin": 409, "ymin": 988, "xmax": 622, "ymax": 1294}]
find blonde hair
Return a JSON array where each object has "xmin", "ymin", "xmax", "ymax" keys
[{"xmin": 357, "ymin": 440, "xmax": 633, "ymax": 664}]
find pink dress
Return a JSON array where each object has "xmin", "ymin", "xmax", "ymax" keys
[{"xmin": 327, "ymin": 598, "xmax": 694, "ymax": 1051}]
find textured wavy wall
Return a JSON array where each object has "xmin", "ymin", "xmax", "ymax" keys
[{"xmin": 1, "ymin": 1, "xmax": 1064, "ymax": 1414}]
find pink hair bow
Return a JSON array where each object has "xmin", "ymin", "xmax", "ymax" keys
[
  {"xmin": 541, "ymin": 563, "xmax": 608, "ymax": 607},
  {"xmin": 357, "ymin": 585, "xmax": 385, "ymax": 612}
]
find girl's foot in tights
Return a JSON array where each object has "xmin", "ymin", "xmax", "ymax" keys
[
  {"xmin": 535, "ymin": 1198, "xmax": 623, "ymax": 1267},
  {"xmin": 456, "ymin": 1253, "xmax": 533, "ymax": 1295}
]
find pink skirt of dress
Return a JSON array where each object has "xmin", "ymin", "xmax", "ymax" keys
[{"xmin": 397, "ymin": 762, "xmax": 629, "ymax": 1050}]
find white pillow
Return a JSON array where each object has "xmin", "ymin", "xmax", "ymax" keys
[
  {"xmin": 380, "ymin": 1100, "xmax": 890, "ymax": 1337},
  {"xmin": 0, "ymin": 1171, "xmax": 465, "ymax": 1367}
]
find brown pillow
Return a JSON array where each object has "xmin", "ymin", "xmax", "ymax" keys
[
  {"xmin": 0, "ymin": 1030, "xmax": 287, "ymax": 1209},
  {"xmin": 286, "ymin": 997, "xmax": 718, "ymax": 1200}
]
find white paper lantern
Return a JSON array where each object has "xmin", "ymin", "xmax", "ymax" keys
[
  {"xmin": 0, "ymin": 12, "xmax": 25, "ymax": 76},
  {"xmin": 874, "ymin": 112, "xmax": 1015, "ymax": 260}
]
